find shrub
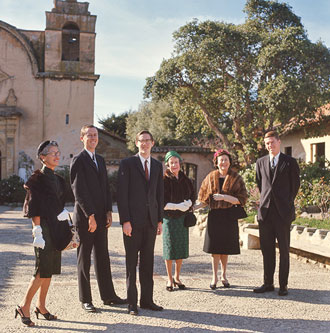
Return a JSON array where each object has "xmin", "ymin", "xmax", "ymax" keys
[
  {"xmin": 0, "ymin": 175, "xmax": 26, "ymax": 204},
  {"xmin": 239, "ymin": 163, "xmax": 260, "ymax": 213},
  {"xmin": 295, "ymin": 159, "xmax": 330, "ymax": 215}
]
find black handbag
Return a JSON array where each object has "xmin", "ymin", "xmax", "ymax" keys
[
  {"xmin": 184, "ymin": 212, "xmax": 197, "ymax": 227},
  {"xmin": 228, "ymin": 205, "xmax": 247, "ymax": 220}
]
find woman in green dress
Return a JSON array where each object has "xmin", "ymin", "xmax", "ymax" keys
[
  {"xmin": 15, "ymin": 141, "xmax": 68, "ymax": 327},
  {"xmin": 163, "ymin": 151, "xmax": 195, "ymax": 291}
]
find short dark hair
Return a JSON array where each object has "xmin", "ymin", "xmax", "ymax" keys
[
  {"xmin": 264, "ymin": 131, "xmax": 280, "ymax": 140},
  {"xmin": 81, "ymin": 125, "xmax": 97, "ymax": 137},
  {"xmin": 135, "ymin": 130, "xmax": 154, "ymax": 142},
  {"xmin": 37, "ymin": 140, "xmax": 59, "ymax": 159}
]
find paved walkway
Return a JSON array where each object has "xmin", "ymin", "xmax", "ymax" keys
[{"xmin": 0, "ymin": 206, "xmax": 329, "ymax": 333}]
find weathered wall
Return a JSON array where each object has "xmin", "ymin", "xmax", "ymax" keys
[
  {"xmin": 280, "ymin": 124, "xmax": 330, "ymax": 163},
  {"xmin": 42, "ymin": 78, "xmax": 94, "ymax": 164},
  {"xmin": 0, "ymin": 25, "xmax": 43, "ymax": 177}
]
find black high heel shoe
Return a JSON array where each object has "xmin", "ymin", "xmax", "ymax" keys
[
  {"xmin": 221, "ymin": 279, "xmax": 230, "ymax": 288},
  {"xmin": 166, "ymin": 284, "xmax": 174, "ymax": 291},
  {"xmin": 173, "ymin": 279, "xmax": 186, "ymax": 290},
  {"xmin": 35, "ymin": 307, "xmax": 57, "ymax": 320},
  {"xmin": 15, "ymin": 306, "xmax": 35, "ymax": 327},
  {"xmin": 209, "ymin": 283, "xmax": 217, "ymax": 290}
]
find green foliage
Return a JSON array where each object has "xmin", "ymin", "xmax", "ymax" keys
[
  {"xmin": 0, "ymin": 175, "xmax": 26, "ymax": 204},
  {"xmin": 293, "ymin": 218, "xmax": 329, "ymax": 231},
  {"xmin": 145, "ymin": 0, "xmax": 330, "ymax": 165},
  {"xmin": 56, "ymin": 165, "xmax": 75, "ymax": 203},
  {"xmin": 98, "ymin": 112, "xmax": 129, "ymax": 138},
  {"xmin": 108, "ymin": 170, "xmax": 118, "ymax": 203},
  {"xmin": 125, "ymin": 100, "xmax": 192, "ymax": 151},
  {"xmin": 295, "ymin": 160, "xmax": 330, "ymax": 215},
  {"xmin": 240, "ymin": 163, "xmax": 260, "ymax": 213}
]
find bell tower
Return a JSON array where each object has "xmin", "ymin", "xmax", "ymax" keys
[
  {"xmin": 39, "ymin": 0, "xmax": 99, "ymax": 163},
  {"xmin": 44, "ymin": 0, "xmax": 98, "ymax": 77}
]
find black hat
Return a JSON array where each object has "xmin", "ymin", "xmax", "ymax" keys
[{"xmin": 37, "ymin": 140, "xmax": 51, "ymax": 157}]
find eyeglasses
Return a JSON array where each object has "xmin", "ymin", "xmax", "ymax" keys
[
  {"xmin": 138, "ymin": 139, "xmax": 153, "ymax": 144},
  {"xmin": 47, "ymin": 151, "xmax": 61, "ymax": 157}
]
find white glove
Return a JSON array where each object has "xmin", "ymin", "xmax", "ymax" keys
[
  {"xmin": 183, "ymin": 199, "xmax": 192, "ymax": 208},
  {"xmin": 164, "ymin": 202, "xmax": 177, "ymax": 210},
  {"xmin": 57, "ymin": 208, "xmax": 70, "ymax": 221},
  {"xmin": 213, "ymin": 194, "xmax": 225, "ymax": 201},
  {"xmin": 32, "ymin": 225, "xmax": 45, "ymax": 249},
  {"xmin": 175, "ymin": 202, "xmax": 190, "ymax": 212}
]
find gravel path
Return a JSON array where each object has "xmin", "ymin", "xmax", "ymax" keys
[{"xmin": 0, "ymin": 206, "xmax": 329, "ymax": 333}]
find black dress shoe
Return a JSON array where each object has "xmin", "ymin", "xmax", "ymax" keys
[
  {"xmin": 81, "ymin": 302, "xmax": 96, "ymax": 312},
  {"xmin": 140, "ymin": 302, "xmax": 163, "ymax": 311},
  {"xmin": 103, "ymin": 296, "xmax": 127, "ymax": 305},
  {"xmin": 253, "ymin": 284, "xmax": 275, "ymax": 293},
  {"xmin": 278, "ymin": 286, "xmax": 288, "ymax": 296},
  {"xmin": 127, "ymin": 304, "xmax": 138, "ymax": 315}
]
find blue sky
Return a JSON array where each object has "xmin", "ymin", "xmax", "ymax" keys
[{"xmin": 2, "ymin": 0, "xmax": 330, "ymax": 125}]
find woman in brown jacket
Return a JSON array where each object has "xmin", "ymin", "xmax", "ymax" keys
[{"xmin": 196, "ymin": 149, "xmax": 248, "ymax": 289}]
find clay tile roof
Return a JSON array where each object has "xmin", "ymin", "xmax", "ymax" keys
[
  {"xmin": 281, "ymin": 103, "xmax": 330, "ymax": 135},
  {"xmin": 152, "ymin": 146, "xmax": 212, "ymax": 153}
]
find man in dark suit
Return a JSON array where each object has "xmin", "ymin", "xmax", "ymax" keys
[
  {"xmin": 117, "ymin": 130, "xmax": 164, "ymax": 315},
  {"xmin": 254, "ymin": 131, "xmax": 300, "ymax": 296},
  {"xmin": 70, "ymin": 125, "xmax": 126, "ymax": 312}
]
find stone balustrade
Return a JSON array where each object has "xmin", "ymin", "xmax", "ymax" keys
[{"xmin": 194, "ymin": 210, "xmax": 330, "ymax": 266}]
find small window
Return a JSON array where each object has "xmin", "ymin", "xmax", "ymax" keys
[
  {"xmin": 182, "ymin": 162, "xmax": 197, "ymax": 193},
  {"xmin": 311, "ymin": 142, "xmax": 325, "ymax": 167},
  {"xmin": 66, "ymin": 114, "xmax": 69, "ymax": 125},
  {"xmin": 284, "ymin": 146, "xmax": 292, "ymax": 156},
  {"xmin": 62, "ymin": 22, "xmax": 80, "ymax": 61},
  {"xmin": 70, "ymin": 154, "xmax": 73, "ymax": 158}
]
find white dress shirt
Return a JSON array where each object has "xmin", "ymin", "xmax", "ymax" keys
[
  {"xmin": 138, "ymin": 153, "xmax": 151, "ymax": 177},
  {"xmin": 270, "ymin": 152, "xmax": 280, "ymax": 168},
  {"xmin": 85, "ymin": 148, "xmax": 98, "ymax": 169}
]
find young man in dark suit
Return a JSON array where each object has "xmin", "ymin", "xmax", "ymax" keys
[
  {"xmin": 70, "ymin": 125, "xmax": 126, "ymax": 312},
  {"xmin": 254, "ymin": 131, "xmax": 300, "ymax": 296},
  {"xmin": 117, "ymin": 130, "xmax": 164, "ymax": 315}
]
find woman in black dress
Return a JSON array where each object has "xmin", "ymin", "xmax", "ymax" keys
[
  {"xmin": 15, "ymin": 141, "xmax": 68, "ymax": 327},
  {"xmin": 163, "ymin": 151, "xmax": 195, "ymax": 291},
  {"xmin": 196, "ymin": 149, "xmax": 247, "ymax": 289}
]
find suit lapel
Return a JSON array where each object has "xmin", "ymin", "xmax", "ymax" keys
[
  {"xmin": 134, "ymin": 155, "xmax": 147, "ymax": 180},
  {"xmin": 82, "ymin": 150, "xmax": 98, "ymax": 174},
  {"xmin": 149, "ymin": 158, "xmax": 157, "ymax": 185},
  {"xmin": 264, "ymin": 155, "xmax": 272, "ymax": 184},
  {"xmin": 272, "ymin": 153, "xmax": 286, "ymax": 184}
]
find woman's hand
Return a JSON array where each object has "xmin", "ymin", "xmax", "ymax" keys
[
  {"xmin": 213, "ymin": 194, "xmax": 240, "ymax": 204},
  {"xmin": 213, "ymin": 194, "xmax": 225, "ymax": 201},
  {"xmin": 32, "ymin": 225, "xmax": 45, "ymax": 249},
  {"xmin": 193, "ymin": 202, "xmax": 207, "ymax": 211}
]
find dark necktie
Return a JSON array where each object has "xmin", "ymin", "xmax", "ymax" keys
[
  {"xmin": 92, "ymin": 154, "xmax": 98, "ymax": 170},
  {"xmin": 145, "ymin": 160, "xmax": 149, "ymax": 180},
  {"xmin": 271, "ymin": 158, "xmax": 275, "ymax": 170}
]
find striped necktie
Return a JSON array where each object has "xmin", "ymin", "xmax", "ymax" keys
[{"xmin": 145, "ymin": 160, "xmax": 149, "ymax": 180}]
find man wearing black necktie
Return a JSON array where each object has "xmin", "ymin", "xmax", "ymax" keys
[
  {"xmin": 117, "ymin": 130, "xmax": 164, "ymax": 315},
  {"xmin": 70, "ymin": 125, "xmax": 126, "ymax": 312},
  {"xmin": 254, "ymin": 131, "xmax": 300, "ymax": 296}
]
